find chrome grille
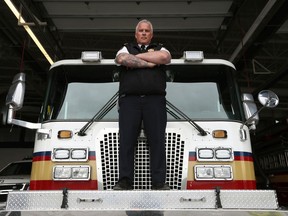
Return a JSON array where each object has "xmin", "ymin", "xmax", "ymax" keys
[{"xmin": 99, "ymin": 131, "xmax": 185, "ymax": 190}]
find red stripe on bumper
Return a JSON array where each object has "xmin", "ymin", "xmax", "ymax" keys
[
  {"xmin": 30, "ymin": 180, "xmax": 98, "ymax": 190},
  {"xmin": 186, "ymin": 180, "xmax": 256, "ymax": 189}
]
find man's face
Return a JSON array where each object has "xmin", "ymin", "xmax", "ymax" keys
[{"xmin": 135, "ymin": 22, "xmax": 153, "ymax": 45}]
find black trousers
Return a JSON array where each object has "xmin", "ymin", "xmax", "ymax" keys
[{"xmin": 118, "ymin": 95, "xmax": 167, "ymax": 185}]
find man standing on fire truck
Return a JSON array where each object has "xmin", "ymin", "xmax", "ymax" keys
[{"xmin": 114, "ymin": 19, "xmax": 171, "ymax": 190}]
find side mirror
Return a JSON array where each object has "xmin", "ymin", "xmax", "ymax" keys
[
  {"xmin": 240, "ymin": 90, "xmax": 279, "ymax": 141},
  {"xmin": 6, "ymin": 73, "xmax": 26, "ymax": 110},
  {"xmin": 258, "ymin": 90, "xmax": 279, "ymax": 108},
  {"xmin": 4, "ymin": 73, "xmax": 45, "ymax": 132}
]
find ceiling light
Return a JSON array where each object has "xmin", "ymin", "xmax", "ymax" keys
[{"xmin": 4, "ymin": 0, "xmax": 54, "ymax": 65}]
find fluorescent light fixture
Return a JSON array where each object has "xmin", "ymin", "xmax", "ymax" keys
[{"xmin": 4, "ymin": 0, "xmax": 54, "ymax": 65}]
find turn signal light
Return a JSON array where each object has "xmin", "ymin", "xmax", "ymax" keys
[
  {"xmin": 212, "ymin": 130, "xmax": 227, "ymax": 138},
  {"xmin": 58, "ymin": 130, "xmax": 73, "ymax": 139}
]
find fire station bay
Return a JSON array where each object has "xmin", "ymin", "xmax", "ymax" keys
[{"xmin": 1, "ymin": 0, "xmax": 288, "ymax": 215}]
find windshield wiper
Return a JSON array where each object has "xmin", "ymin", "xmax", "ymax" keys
[
  {"xmin": 166, "ymin": 100, "xmax": 207, "ymax": 136},
  {"xmin": 77, "ymin": 94, "xmax": 206, "ymax": 136},
  {"xmin": 77, "ymin": 91, "xmax": 119, "ymax": 136}
]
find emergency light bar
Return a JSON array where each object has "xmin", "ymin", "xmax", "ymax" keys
[
  {"xmin": 183, "ymin": 51, "xmax": 204, "ymax": 62},
  {"xmin": 81, "ymin": 51, "xmax": 102, "ymax": 62}
]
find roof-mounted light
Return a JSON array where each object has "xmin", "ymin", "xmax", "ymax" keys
[
  {"xmin": 81, "ymin": 51, "xmax": 102, "ymax": 62},
  {"xmin": 183, "ymin": 51, "xmax": 204, "ymax": 62}
]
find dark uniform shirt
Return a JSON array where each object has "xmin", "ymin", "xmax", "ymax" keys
[{"xmin": 118, "ymin": 42, "xmax": 167, "ymax": 96}]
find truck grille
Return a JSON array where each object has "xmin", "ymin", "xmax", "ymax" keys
[{"xmin": 100, "ymin": 131, "xmax": 185, "ymax": 190}]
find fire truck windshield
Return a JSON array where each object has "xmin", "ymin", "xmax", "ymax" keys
[
  {"xmin": 43, "ymin": 63, "xmax": 242, "ymax": 122},
  {"xmin": 45, "ymin": 81, "xmax": 240, "ymax": 121},
  {"xmin": 167, "ymin": 82, "xmax": 233, "ymax": 120}
]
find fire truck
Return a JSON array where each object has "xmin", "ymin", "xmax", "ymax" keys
[{"xmin": 3, "ymin": 51, "xmax": 285, "ymax": 215}]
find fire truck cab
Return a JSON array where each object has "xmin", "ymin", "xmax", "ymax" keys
[{"xmin": 3, "ymin": 51, "xmax": 283, "ymax": 214}]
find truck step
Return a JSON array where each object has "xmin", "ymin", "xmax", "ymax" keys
[{"xmin": 6, "ymin": 189, "xmax": 278, "ymax": 211}]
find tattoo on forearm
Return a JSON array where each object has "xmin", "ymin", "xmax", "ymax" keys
[{"xmin": 121, "ymin": 54, "xmax": 148, "ymax": 68}]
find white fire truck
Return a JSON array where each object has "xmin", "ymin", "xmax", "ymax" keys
[{"xmin": 3, "ymin": 51, "xmax": 286, "ymax": 215}]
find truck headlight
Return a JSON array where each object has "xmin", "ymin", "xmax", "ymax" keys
[
  {"xmin": 194, "ymin": 165, "xmax": 233, "ymax": 180},
  {"xmin": 54, "ymin": 149, "xmax": 70, "ymax": 159},
  {"xmin": 214, "ymin": 166, "xmax": 232, "ymax": 179},
  {"xmin": 195, "ymin": 166, "xmax": 214, "ymax": 179},
  {"xmin": 215, "ymin": 148, "xmax": 232, "ymax": 160},
  {"xmin": 198, "ymin": 148, "xmax": 214, "ymax": 159},
  {"xmin": 52, "ymin": 148, "xmax": 88, "ymax": 161},
  {"xmin": 54, "ymin": 166, "xmax": 71, "ymax": 179},
  {"xmin": 72, "ymin": 167, "xmax": 90, "ymax": 179},
  {"xmin": 71, "ymin": 149, "xmax": 87, "ymax": 159},
  {"xmin": 53, "ymin": 165, "xmax": 90, "ymax": 180},
  {"xmin": 196, "ymin": 147, "xmax": 233, "ymax": 161}
]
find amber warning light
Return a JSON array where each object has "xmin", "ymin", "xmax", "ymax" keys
[{"xmin": 58, "ymin": 130, "xmax": 73, "ymax": 139}]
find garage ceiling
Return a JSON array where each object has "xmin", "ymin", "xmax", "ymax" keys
[{"xmin": 1, "ymin": 0, "xmax": 288, "ymax": 136}]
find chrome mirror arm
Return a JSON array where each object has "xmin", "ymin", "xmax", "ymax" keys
[{"xmin": 240, "ymin": 90, "xmax": 279, "ymax": 142}]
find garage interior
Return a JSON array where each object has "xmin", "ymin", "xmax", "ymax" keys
[{"xmin": 0, "ymin": 0, "xmax": 288, "ymax": 208}]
